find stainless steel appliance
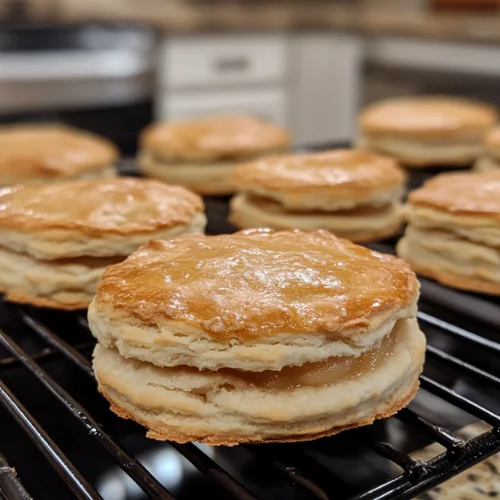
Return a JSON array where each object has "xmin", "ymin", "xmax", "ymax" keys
[{"xmin": 0, "ymin": 23, "xmax": 158, "ymax": 154}]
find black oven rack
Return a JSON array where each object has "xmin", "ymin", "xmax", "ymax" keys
[{"xmin": 2, "ymin": 151, "xmax": 500, "ymax": 499}]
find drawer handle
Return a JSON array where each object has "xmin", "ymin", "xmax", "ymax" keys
[{"xmin": 213, "ymin": 57, "xmax": 250, "ymax": 73}]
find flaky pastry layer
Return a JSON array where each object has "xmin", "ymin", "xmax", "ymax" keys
[
  {"xmin": 0, "ymin": 245, "xmax": 110, "ymax": 309},
  {"xmin": 138, "ymin": 151, "xmax": 237, "ymax": 195},
  {"xmin": 0, "ymin": 212, "xmax": 206, "ymax": 260},
  {"xmin": 229, "ymin": 193, "xmax": 403, "ymax": 242},
  {"xmin": 89, "ymin": 295, "xmax": 416, "ymax": 371},
  {"xmin": 397, "ymin": 226, "xmax": 500, "ymax": 294},
  {"xmin": 357, "ymin": 133, "xmax": 483, "ymax": 167},
  {"xmin": 405, "ymin": 205, "xmax": 500, "ymax": 247},
  {"xmin": 93, "ymin": 318, "xmax": 425, "ymax": 445}
]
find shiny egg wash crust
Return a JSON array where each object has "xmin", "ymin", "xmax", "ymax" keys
[
  {"xmin": 140, "ymin": 115, "xmax": 290, "ymax": 162},
  {"xmin": 93, "ymin": 229, "xmax": 417, "ymax": 339},
  {"xmin": 0, "ymin": 177, "xmax": 203, "ymax": 234}
]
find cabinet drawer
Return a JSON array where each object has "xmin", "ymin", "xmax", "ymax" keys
[
  {"xmin": 160, "ymin": 35, "xmax": 288, "ymax": 89},
  {"xmin": 156, "ymin": 88, "xmax": 288, "ymax": 127}
]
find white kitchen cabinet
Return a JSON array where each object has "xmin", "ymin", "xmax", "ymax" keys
[
  {"xmin": 155, "ymin": 32, "xmax": 365, "ymax": 146},
  {"xmin": 157, "ymin": 88, "xmax": 287, "ymax": 126},
  {"xmin": 159, "ymin": 34, "xmax": 288, "ymax": 89},
  {"xmin": 289, "ymin": 33, "xmax": 364, "ymax": 145}
]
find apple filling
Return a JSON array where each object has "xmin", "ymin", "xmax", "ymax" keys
[{"xmin": 219, "ymin": 320, "xmax": 406, "ymax": 390}]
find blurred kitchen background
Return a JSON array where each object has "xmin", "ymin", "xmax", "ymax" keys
[{"xmin": 2, "ymin": 0, "xmax": 500, "ymax": 155}]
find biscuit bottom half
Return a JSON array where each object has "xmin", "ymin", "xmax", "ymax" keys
[
  {"xmin": 93, "ymin": 318, "xmax": 425, "ymax": 445},
  {"xmin": 139, "ymin": 152, "xmax": 239, "ymax": 195},
  {"xmin": 229, "ymin": 193, "xmax": 403, "ymax": 242},
  {"xmin": 0, "ymin": 246, "xmax": 122, "ymax": 309},
  {"xmin": 397, "ymin": 226, "xmax": 500, "ymax": 295},
  {"xmin": 357, "ymin": 134, "xmax": 483, "ymax": 168}
]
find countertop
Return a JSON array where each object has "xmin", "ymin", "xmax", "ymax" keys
[
  {"xmin": 411, "ymin": 422, "xmax": 500, "ymax": 499},
  {"xmin": 25, "ymin": 0, "xmax": 500, "ymax": 43}
]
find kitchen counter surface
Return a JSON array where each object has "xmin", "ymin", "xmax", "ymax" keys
[
  {"xmin": 411, "ymin": 421, "xmax": 500, "ymax": 499},
  {"xmin": 31, "ymin": 0, "xmax": 500, "ymax": 43}
]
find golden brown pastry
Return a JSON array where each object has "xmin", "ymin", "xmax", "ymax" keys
[
  {"xmin": 229, "ymin": 149, "xmax": 406, "ymax": 242},
  {"xmin": 0, "ymin": 123, "xmax": 118, "ymax": 184},
  {"xmin": 397, "ymin": 170, "xmax": 500, "ymax": 294},
  {"xmin": 138, "ymin": 115, "xmax": 290, "ymax": 195},
  {"xmin": 0, "ymin": 178, "xmax": 205, "ymax": 309},
  {"xmin": 357, "ymin": 96, "xmax": 498, "ymax": 168},
  {"xmin": 90, "ymin": 229, "xmax": 425, "ymax": 445},
  {"xmin": 474, "ymin": 126, "xmax": 500, "ymax": 172}
]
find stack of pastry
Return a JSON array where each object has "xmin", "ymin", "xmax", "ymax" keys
[
  {"xmin": 0, "ymin": 178, "xmax": 205, "ymax": 309},
  {"xmin": 0, "ymin": 123, "xmax": 118, "ymax": 185},
  {"xmin": 397, "ymin": 170, "xmax": 500, "ymax": 294},
  {"xmin": 229, "ymin": 149, "xmax": 406, "ymax": 242},
  {"xmin": 138, "ymin": 115, "xmax": 290, "ymax": 195},
  {"xmin": 357, "ymin": 96, "xmax": 498, "ymax": 168},
  {"xmin": 474, "ymin": 127, "xmax": 500, "ymax": 172},
  {"xmin": 90, "ymin": 229, "xmax": 425, "ymax": 445}
]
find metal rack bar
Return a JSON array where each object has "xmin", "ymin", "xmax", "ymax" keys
[
  {"xmin": 0, "ymin": 328, "xmax": 175, "ymax": 500},
  {"xmin": 395, "ymin": 408, "xmax": 464, "ymax": 450},
  {"xmin": 0, "ymin": 453, "xmax": 32, "ymax": 500},
  {"xmin": 247, "ymin": 445, "xmax": 355, "ymax": 500},
  {"xmin": 76, "ymin": 315, "xmax": 90, "ymax": 330},
  {"xmin": 418, "ymin": 278, "xmax": 500, "ymax": 330},
  {"xmin": 248, "ymin": 454, "xmax": 330, "ymax": 500},
  {"xmin": 168, "ymin": 443, "xmax": 258, "ymax": 500},
  {"xmin": 418, "ymin": 312, "xmax": 500, "ymax": 354},
  {"xmin": 370, "ymin": 443, "xmax": 417, "ymax": 473},
  {"xmin": 0, "ymin": 341, "xmax": 94, "ymax": 370},
  {"xmin": 420, "ymin": 376, "xmax": 500, "ymax": 427},
  {"xmin": 20, "ymin": 311, "xmax": 93, "ymax": 377},
  {"xmin": 426, "ymin": 344, "xmax": 500, "ymax": 387},
  {"xmin": 0, "ymin": 381, "xmax": 99, "ymax": 500},
  {"xmin": 349, "ymin": 476, "xmax": 410, "ymax": 500}
]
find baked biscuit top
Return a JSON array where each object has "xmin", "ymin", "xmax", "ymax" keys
[
  {"xmin": 0, "ymin": 124, "xmax": 117, "ymax": 179},
  {"xmin": 360, "ymin": 97, "xmax": 497, "ymax": 137},
  {"xmin": 140, "ymin": 115, "xmax": 289, "ymax": 161},
  {"xmin": 233, "ymin": 149, "xmax": 405, "ymax": 194},
  {"xmin": 0, "ymin": 177, "xmax": 204, "ymax": 234},
  {"xmin": 407, "ymin": 171, "xmax": 500, "ymax": 217},
  {"xmin": 94, "ymin": 229, "xmax": 418, "ymax": 339}
]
